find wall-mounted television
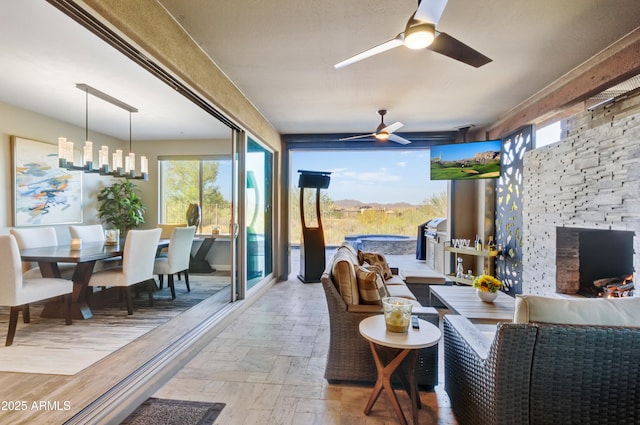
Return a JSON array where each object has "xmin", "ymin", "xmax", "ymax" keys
[{"xmin": 430, "ymin": 140, "xmax": 502, "ymax": 180}]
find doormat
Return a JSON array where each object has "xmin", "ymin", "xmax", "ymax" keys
[{"xmin": 120, "ymin": 398, "xmax": 225, "ymax": 425}]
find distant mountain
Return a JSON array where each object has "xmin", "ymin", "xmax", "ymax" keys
[
  {"xmin": 333, "ymin": 199, "xmax": 417, "ymax": 209},
  {"xmin": 472, "ymin": 150, "xmax": 501, "ymax": 164}
]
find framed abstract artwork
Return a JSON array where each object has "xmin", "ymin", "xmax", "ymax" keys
[{"xmin": 11, "ymin": 136, "xmax": 82, "ymax": 226}]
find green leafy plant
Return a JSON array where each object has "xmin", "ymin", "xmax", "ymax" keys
[{"xmin": 97, "ymin": 180, "xmax": 146, "ymax": 234}]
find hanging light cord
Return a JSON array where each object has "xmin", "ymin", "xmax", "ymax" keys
[{"xmin": 85, "ymin": 88, "xmax": 89, "ymax": 141}]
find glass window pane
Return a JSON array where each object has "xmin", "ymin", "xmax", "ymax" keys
[
  {"xmin": 246, "ymin": 137, "xmax": 273, "ymax": 289},
  {"xmin": 159, "ymin": 158, "xmax": 232, "ymax": 235}
]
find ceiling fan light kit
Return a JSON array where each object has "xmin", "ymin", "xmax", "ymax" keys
[
  {"xmin": 334, "ymin": 0, "xmax": 491, "ymax": 69},
  {"xmin": 376, "ymin": 131, "xmax": 390, "ymax": 141},
  {"xmin": 404, "ymin": 22, "xmax": 435, "ymax": 50},
  {"xmin": 339, "ymin": 109, "xmax": 412, "ymax": 145}
]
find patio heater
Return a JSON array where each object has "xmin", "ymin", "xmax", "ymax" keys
[{"xmin": 297, "ymin": 170, "xmax": 331, "ymax": 283}]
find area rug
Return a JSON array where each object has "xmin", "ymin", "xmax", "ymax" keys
[
  {"xmin": 0, "ymin": 275, "xmax": 229, "ymax": 375},
  {"xmin": 120, "ymin": 398, "xmax": 225, "ymax": 425}
]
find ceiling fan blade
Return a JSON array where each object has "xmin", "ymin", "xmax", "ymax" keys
[
  {"xmin": 414, "ymin": 0, "xmax": 449, "ymax": 24},
  {"xmin": 388, "ymin": 134, "xmax": 412, "ymax": 145},
  {"xmin": 339, "ymin": 133, "xmax": 376, "ymax": 141},
  {"xmin": 334, "ymin": 34, "xmax": 404, "ymax": 69},
  {"xmin": 382, "ymin": 121, "xmax": 404, "ymax": 134},
  {"xmin": 428, "ymin": 32, "xmax": 492, "ymax": 68}
]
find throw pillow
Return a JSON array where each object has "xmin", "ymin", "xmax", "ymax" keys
[
  {"xmin": 354, "ymin": 264, "xmax": 388, "ymax": 305},
  {"xmin": 358, "ymin": 250, "xmax": 393, "ymax": 280}
]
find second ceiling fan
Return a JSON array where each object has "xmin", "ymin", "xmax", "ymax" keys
[
  {"xmin": 340, "ymin": 110, "xmax": 411, "ymax": 145},
  {"xmin": 335, "ymin": 0, "xmax": 492, "ymax": 69}
]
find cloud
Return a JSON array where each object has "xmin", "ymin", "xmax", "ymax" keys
[
  {"xmin": 396, "ymin": 161, "xmax": 407, "ymax": 167},
  {"xmin": 341, "ymin": 169, "xmax": 400, "ymax": 183}
]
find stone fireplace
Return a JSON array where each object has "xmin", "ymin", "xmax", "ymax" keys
[
  {"xmin": 522, "ymin": 92, "xmax": 640, "ymax": 296},
  {"xmin": 556, "ymin": 227, "xmax": 634, "ymax": 296}
]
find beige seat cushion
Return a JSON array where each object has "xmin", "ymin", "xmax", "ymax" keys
[
  {"xmin": 386, "ymin": 284, "xmax": 417, "ymax": 301},
  {"xmin": 384, "ymin": 275, "xmax": 406, "ymax": 286},
  {"xmin": 354, "ymin": 265, "xmax": 388, "ymax": 305},
  {"xmin": 513, "ymin": 295, "xmax": 640, "ymax": 326}
]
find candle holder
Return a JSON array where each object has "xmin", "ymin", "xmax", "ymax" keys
[
  {"xmin": 70, "ymin": 238, "xmax": 82, "ymax": 251},
  {"xmin": 382, "ymin": 297, "xmax": 413, "ymax": 333},
  {"xmin": 104, "ymin": 229, "xmax": 120, "ymax": 246}
]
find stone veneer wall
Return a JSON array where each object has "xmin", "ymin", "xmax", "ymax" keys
[{"xmin": 522, "ymin": 92, "xmax": 640, "ymax": 295}]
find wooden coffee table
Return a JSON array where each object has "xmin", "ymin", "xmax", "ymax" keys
[
  {"xmin": 359, "ymin": 315, "xmax": 441, "ymax": 425},
  {"xmin": 429, "ymin": 285, "xmax": 515, "ymax": 324}
]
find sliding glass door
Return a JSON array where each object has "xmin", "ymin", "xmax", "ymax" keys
[{"xmin": 245, "ymin": 136, "xmax": 273, "ymax": 290}]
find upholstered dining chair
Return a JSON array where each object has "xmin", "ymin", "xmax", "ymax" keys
[
  {"xmin": 0, "ymin": 235, "xmax": 73, "ymax": 346},
  {"xmin": 10, "ymin": 227, "xmax": 74, "ymax": 279},
  {"xmin": 68, "ymin": 224, "xmax": 105, "ymax": 242},
  {"xmin": 154, "ymin": 226, "xmax": 196, "ymax": 299},
  {"xmin": 156, "ymin": 223, "xmax": 188, "ymax": 285},
  {"xmin": 69, "ymin": 224, "xmax": 121, "ymax": 271},
  {"xmin": 158, "ymin": 223, "xmax": 187, "ymax": 239},
  {"xmin": 87, "ymin": 228, "xmax": 162, "ymax": 315}
]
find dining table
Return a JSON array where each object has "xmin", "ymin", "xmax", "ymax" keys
[{"xmin": 19, "ymin": 238, "xmax": 169, "ymax": 320}]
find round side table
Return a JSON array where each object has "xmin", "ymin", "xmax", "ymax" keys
[{"xmin": 359, "ymin": 314, "xmax": 441, "ymax": 425}]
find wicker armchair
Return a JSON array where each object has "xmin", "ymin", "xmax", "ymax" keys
[
  {"xmin": 320, "ymin": 272, "xmax": 439, "ymax": 388},
  {"xmin": 443, "ymin": 314, "xmax": 640, "ymax": 425}
]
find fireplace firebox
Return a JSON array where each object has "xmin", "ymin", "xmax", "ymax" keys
[{"xmin": 556, "ymin": 227, "xmax": 634, "ymax": 297}]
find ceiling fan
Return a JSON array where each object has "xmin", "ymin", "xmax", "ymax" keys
[
  {"xmin": 334, "ymin": 0, "xmax": 492, "ymax": 69},
  {"xmin": 339, "ymin": 110, "xmax": 411, "ymax": 145}
]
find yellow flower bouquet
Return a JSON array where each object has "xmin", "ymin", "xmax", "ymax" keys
[{"xmin": 472, "ymin": 274, "xmax": 502, "ymax": 293}]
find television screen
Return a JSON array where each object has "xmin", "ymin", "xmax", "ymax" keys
[{"xmin": 430, "ymin": 140, "xmax": 502, "ymax": 180}]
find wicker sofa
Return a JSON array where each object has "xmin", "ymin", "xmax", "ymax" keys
[
  {"xmin": 320, "ymin": 244, "xmax": 439, "ymax": 388},
  {"xmin": 443, "ymin": 295, "xmax": 640, "ymax": 425}
]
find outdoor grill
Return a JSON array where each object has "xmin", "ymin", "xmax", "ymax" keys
[{"xmin": 425, "ymin": 218, "xmax": 447, "ymax": 274}]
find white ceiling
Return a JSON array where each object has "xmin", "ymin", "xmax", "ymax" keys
[
  {"xmin": 157, "ymin": 0, "xmax": 640, "ymax": 136},
  {"xmin": 0, "ymin": 0, "xmax": 230, "ymax": 141},
  {"xmin": 1, "ymin": 1, "xmax": 639, "ymax": 142}
]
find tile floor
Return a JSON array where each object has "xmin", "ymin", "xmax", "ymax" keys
[{"xmin": 153, "ymin": 266, "xmax": 458, "ymax": 425}]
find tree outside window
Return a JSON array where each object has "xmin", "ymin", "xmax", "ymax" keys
[{"xmin": 159, "ymin": 158, "xmax": 231, "ymax": 234}]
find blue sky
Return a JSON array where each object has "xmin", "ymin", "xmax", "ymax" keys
[
  {"xmin": 291, "ymin": 150, "xmax": 446, "ymax": 204},
  {"xmin": 430, "ymin": 140, "xmax": 502, "ymax": 162}
]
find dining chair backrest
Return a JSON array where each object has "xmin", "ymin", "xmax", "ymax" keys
[
  {"xmin": 158, "ymin": 223, "xmax": 187, "ymax": 239},
  {"xmin": 0, "ymin": 235, "xmax": 25, "ymax": 305},
  {"xmin": 10, "ymin": 227, "xmax": 58, "ymax": 273},
  {"xmin": 122, "ymin": 228, "xmax": 162, "ymax": 285},
  {"xmin": 69, "ymin": 224, "xmax": 105, "ymax": 242},
  {"xmin": 167, "ymin": 226, "xmax": 196, "ymax": 272}
]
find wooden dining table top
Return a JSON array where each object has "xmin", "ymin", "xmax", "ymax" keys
[{"xmin": 19, "ymin": 238, "xmax": 170, "ymax": 263}]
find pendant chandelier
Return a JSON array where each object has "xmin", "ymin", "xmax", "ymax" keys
[{"xmin": 58, "ymin": 83, "xmax": 148, "ymax": 180}]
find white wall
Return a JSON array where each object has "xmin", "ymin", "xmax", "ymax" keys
[
  {"xmin": 0, "ymin": 101, "xmax": 126, "ymax": 242},
  {"xmin": 0, "ymin": 101, "xmax": 233, "ymax": 245}
]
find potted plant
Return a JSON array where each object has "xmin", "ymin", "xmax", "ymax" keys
[
  {"xmin": 472, "ymin": 274, "xmax": 503, "ymax": 303},
  {"xmin": 97, "ymin": 180, "xmax": 146, "ymax": 236}
]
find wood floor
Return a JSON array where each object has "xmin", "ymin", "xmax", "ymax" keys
[{"xmin": 0, "ymin": 274, "xmax": 233, "ymax": 425}]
